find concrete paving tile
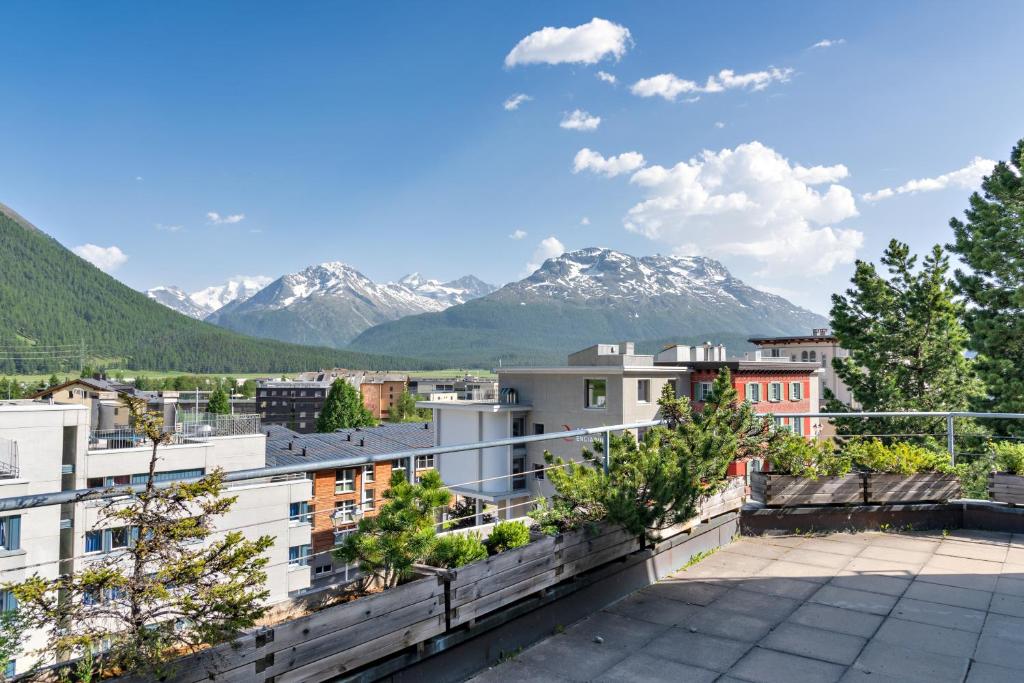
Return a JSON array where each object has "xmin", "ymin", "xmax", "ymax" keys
[
  {"xmin": 903, "ymin": 579, "xmax": 992, "ymax": 611},
  {"xmin": 674, "ymin": 553, "xmax": 773, "ymax": 580},
  {"xmin": 708, "ymin": 587, "xmax": 801, "ymax": 624},
  {"xmin": 722, "ymin": 540, "xmax": 791, "ymax": 560},
  {"xmin": 973, "ymin": 632, "xmax": 1024, "ymax": 669},
  {"xmin": 851, "ymin": 640, "xmax": 970, "ymax": 683},
  {"xmin": 639, "ymin": 627, "xmax": 751, "ymax": 672},
  {"xmin": 811, "ymin": 584, "xmax": 899, "ymax": 615},
  {"xmin": 1010, "ymin": 533, "xmax": 1024, "ymax": 548},
  {"xmin": 916, "ymin": 568, "xmax": 999, "ymax": 592},
  {"xmin": 1004, "ymin": 546, "xmax": 1024, "ymax": 565},
  {"xmin": 838, "ymin": 670, "xmax": 909, "ymax": 683},
  {"xmin": 760, "ymin": 621, "xmax": 867, "ymax": 665},
  {"xmin": 989, "ymin": 592, "xmax": 1024, "ymax": 618},
  {"xmin": 966, "ymin": 661, "xmax": 1024, "ymax": 683},
  {"xmin": 737, "ymin": 576, "xmax": 822, "ymax": 600},
  {"xmin": 797, "ymin": 537, "xmax": 867, "ymax": 556},
  {"xmin": 756, "ymin": 559, "xmax": 834, "ymax": 583},
  {"xmin": 727, "ymin": 647, "xmax": 846, "ymax": 683},
  {"xmin": 842, "ymin": 556, "xmax": 921, "ymax": 577},
  {"xmin": 754, "ymin": 534, "xmax": 808, "ymax": 548},
  {"xmin": 677, "ymin": 607, "xmax": 775, "ymax": 643},
  {"xmin": 605, "ymin": 591, "xmax": 703, "ymax": 626},
  {"xmin": 873, "ymin": 616, "xmax": 979, "ymax": 657},
  {"xmin": 891, "ymin": 596, "xmax": 987, "ymax": 633},
  {"xmin": 781, "ymin": 547, "xmax": 855, "ymax": 570},
  {"xmin": 829, "ymin": 573, "xmax": 911, "ymax": 597},
  {"xmin": 935, "ymin": 540, "xmax": 1008, "ymax": 563},
  {"xmin": 945, "ymin": 529, "xmax": 1011, "ymax": 545},
  {"xmin": 563, "ymin": 610, "xmax": 671, "ymax": 650},
  {"xmin": 787, "ymin": 602, "xmax": 884, "ymax": 638},
  {"xmin": 923, "ymin": 553, "xmax": 1003, "ymax": 575},
  {"xmin": 593, "ymin": 651, "xmax": 718, "ymax": 683},
  {"xmin": 981, "ymin": 611, "xmax": 1024, "ymax": 644},
  {"xmin": 642, "ymin": 579, "xmax": 728, "ymax": 606},
  {"xmin": 858, "ymin": 543, "xmax": 932, "ymax": 565},
  {"xmin": 469, "ymin": 659, "xmax": 575, "ymax": 682},
  {"xmin": 512, "ymin": 635, "xmax": 631, "ymax": 682},
  {"xmin": 1000, "ymin": 561, "xmax": 1024, "ymax": 577},
  {"xmin": 865, "ymin": 534, "xmax": 940, "ymax": 554},
  {"xmin": 993, "ymin": 575, "xmax": 1024, "ymax": 596}
]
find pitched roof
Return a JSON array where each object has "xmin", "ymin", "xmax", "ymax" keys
[{"xmin": 265, "ymin": 422, "xmax": 434, "ymax": 467}]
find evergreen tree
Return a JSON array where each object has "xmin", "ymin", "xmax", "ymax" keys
[
  {"xmin": 948, "ymin": 140, "xmax": 1024, "ymax": 432},
  {"xmin": 6, "ymin": 397, "xmax": 273, "ymax": 678},
  {"xmin": 47, "ymin": 373, "xmax": 60, "ymax": 388},
  {"xmin": 207, "ymin": 386, "xmax": 230, "ymax": 414},
  {"xmin": 827, "ymin": 239, "xmax": 981, "ymax": 439},
  {"xmin": 316, "ymin": 379, "xmax": 375, "ymax": 432},
  {"xmin": 390, "ymin": 390, "xmax": 418, "ymax": 422}
]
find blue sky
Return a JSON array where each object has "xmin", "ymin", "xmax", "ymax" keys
[{"xmin": 2, "ymin": 1, "xmax": 1022, "ymax": 314}]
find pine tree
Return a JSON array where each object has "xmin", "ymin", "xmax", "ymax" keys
[
  {"xmin": 207, "ymin": 386, "xmax": 230, "ymax": 414},
  {"xmin": 827, "ymin": 239, "xmax": 981, "ymax": 439},
  {"xmin": 47, "ymin": 373, "xmax": 60, "ymax": 388},
  {"xmin": 6, "ymin": 397, "xmax": 273, "ymax": 678},
  {"xmin": 316, "ymin": 379, "xmax": 375, "ymax": 432},
  {"xmin": 948, "ymin": 140, "xmax": 1024, "ymax": 432},
  {"xmin": 390, "ymin": 390, "xmax": 418, "ymax": 422}
]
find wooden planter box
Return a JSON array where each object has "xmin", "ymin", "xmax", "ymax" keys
[
  {"xmin": 751, "ymin": 472, "xmax": 865, "ymax": 507},
  {"xmin": 865, "ymin": 473, "xmax": 960, "ymax": 504},
  {"xmin": 988, "ymin": 472, "xmax": 1024, "ymax": 505},
  {"xmin": 698, "ymin": 477, "xmax": 746, "ymax": 520},
  {"xmin": 154, "ymin": 573, "xmax": 446, "ymax": 683},
  {"xmin": 448, "ymin": 523, "xmax": 639, "ymax": 628}
]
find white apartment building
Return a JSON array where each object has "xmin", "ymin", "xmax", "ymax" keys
[
  {"xmin": 748, "ymin": 329, "xmax": 855, "ymax": 408},
  {"xmin": 0, "ymin": 400, "xmax": 312, "ymax": 676}
]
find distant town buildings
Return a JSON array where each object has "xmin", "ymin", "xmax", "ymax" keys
[
  {"xmin": 748, "ymin": 328, "xmax": 854, "ymax": 408},
  {"xmin": 408, "ymin": 375, "xmax": 499, "ymax": 402},
  {"xmin": 257, "ymin": 380, "xmax": 331, "ymax": 433}
]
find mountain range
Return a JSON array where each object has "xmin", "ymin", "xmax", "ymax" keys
[
  {"xmin": 202, "ymin": 263, "xmax": 497, "ymax": 347},
  {"xmin": 146, "ymin": 276, "xmax": 272, "ymax": 319},
  {"xmin": 0, "ymin": 202, "xmax": 440, "ymax": 373},
  {"xmin": 347, "ymin": 247, "xmax": 828, "ymax": 366}
]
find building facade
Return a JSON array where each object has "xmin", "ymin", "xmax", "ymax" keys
[
  {"xmin": 408, "ymin": 376, "xmax": 499, "ymax": 402},
  {"xmin": 256, "ymin": 380, "xmax": 331, "ymax": 433},
  {"xmin": 748, "ymin": 329, "xmax": 855, "ymax": 408}
]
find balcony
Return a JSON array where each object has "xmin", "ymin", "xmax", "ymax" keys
[
  {"xmin": 88, "ymin": 413, "xmax": 261, "ymax": 451},
  {"xmin": 0, "ymin": 437, "xmax": 19, "ymax": 479}
]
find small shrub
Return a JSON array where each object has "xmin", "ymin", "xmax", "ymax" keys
[
  {"xmin": 993, "ymin": 442, "xmax": 1024, "ymax": 475},
  {"xmin": 485, "ymin": 521, "xmax": 531, "ymax": 555},
  {"xmin": 845, "ymin": 440, "xmax": 955, "ymax": 474},
  {"xmin": 766, "ymin": 433, "xmax": 850, "ymax": 478},
  {"xmin": 445, "ymin": 498, "xmax": 495, "ymax": 530},
  {"xmin": 425, "ymin": 532, "xmax": 488, "ymax": 568}
]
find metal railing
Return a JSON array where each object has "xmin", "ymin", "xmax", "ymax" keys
[
  {"xmin": 88, "ymin": 427, "xmax": 193, "ymax": 451},
  {"xmin": 175, "ymin": 412, "xmax": 261, "ymax": 438},
  {"xmin": 0, "ymin": 437, "xmax": 18, "ymax": 479}
]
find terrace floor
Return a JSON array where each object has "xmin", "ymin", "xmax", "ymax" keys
[{"xmin": 467, "ymin": 529, "xmax": 1024, "ymax": 683}]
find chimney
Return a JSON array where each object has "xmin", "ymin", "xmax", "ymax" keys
[
  {"xmin": 423, "ymin": 422, "xmax": 429, "ymax": 429},
  {"xmin": 359, "ymin": 438, "xmax": 365, "ymax": 447},
  {"xmin": 346, "ymin": 433, "xmax": 352, "ymax": 442},
  {"xmin": 301, "ymin": 447, "xmax": 307, "ymax": 457},
  {"xmin": 287, "ymin": 441, "xmax": 293, "ymax": 450}
]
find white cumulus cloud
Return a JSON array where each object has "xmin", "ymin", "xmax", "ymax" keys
[
  {"xmin": 509, "ymin": 229, "xmax": 528, "ymax": 240},
  {"xmin": 503, "ymin": 93, "xmax": 532, "ymax": 111},
  {"xmin": 207, "ymin": 211, "xmax": 245, "ymax": 225},
  {"xmin": 714, "ymin": 121, "xmax": 726, "ymax": 129},
  {"xmin": 580, "ymin": 216, "xmax": 591, "ymax": 226},
  {"xmin": 811, "ymin": 38, "xmax": 846, "ymax": 49},
  {"xmin": 505, "ymin": 17, "xmax": 632, "ymax": 67},
  {"xmin": 573, "ymin": 148, "xmax": 646, "ymax": 177},
  {"xmin": 596, "ymin": 71, "xmax": 617, "ymax": 84},
  {"xmin": 631, "ymin": 67, "xmax": 793, "ymax": 101},
  {"xmin": 73, "ymin": 244, "xmax": 128, "ymax": 272},
  {"xmin": 525, "ymin": 236, "xmax": 566, "ymax": 274},
  {"xmin": 862, "ymin": 157, "xmax": 997, "ymax": 202},
  {"xmin": 619, "ymin": 141, "xmax": 862, "ymax": 275},
  {"xmin": 560, "ymin": 109, "xmax": 601, "ymax": 131}
]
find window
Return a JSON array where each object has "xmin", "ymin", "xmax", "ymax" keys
[
  {"xmin": 87, "ymin": 477, "xmax": 104, "ymax": 488},
  {"xmin": 637, "ymin": 379, "xmax": 651, "ymax": 403},
  {"xmin": 768, "ymin": 382, "xmax": 782, "ymax": 402},
  {"xmin": 746, "ymin": 383, "xmax": 761, "ymax": 403},
  {"xmin": 585, "ymin": 379, "xmax": 607, "ymax": 409},
  {"xmin": 335, "ymin": 468, "xmax": 355, "ymax": 493},
  {"xmin": 334, "ymin": 500, "xmax": 357, "ymax": 524},
  {"xmin": 289, "ymin": 501, "xmax": 312, "ymax": 525},
  {"xmin": 109, "ymin": 526, "xmax": 129, "ymax": 550},
  {"xmin": 809, "ymin": 350, "xmax": 817, "ymax": 363},
  {"xmin": 801, "ymin": 351, "xmax": 809, "ymax": 362},
  {"xmin": 415, "ymin": 454, "xmax": 435, "ymax": 469},
  {"xmin": 533, "ymin": 424, "xmax": 545, "ymax": 435},
  {"xmin": 0, "ymin": 516, "xmax": 20, "ymax": 552},
  {"xmin": 696, "ymin": 382, "xmax": 713, "ymax": 401},
  {"xmin": 533, "ymin": 463, "xmax": 545, "ymax": 480},
  {"xmin": 821, "ymin": 354, "xmax": 828, "ymax": 368},
  {"xmin": 789, "ymin": 382, "xmax": 803, "ymax": 401},
  {"xmin": 0, "ymin": 589, "xmax": 17, "ymax": 613},
  {"xmin": 363, "ymin": 489, "xmax": 375, "ymax": 511},
  {"xmin": 333, "ymin": 529, "xmax": 354, "ymax": 546},
  {"xmin": 288, "ymin": 545, "xmax": 311, "ymax": 567},
  {"xmin": 313, "ymin": 563, "xmax": 333, "ymax": 576},
  {"xmin": 4, "ymin": 659, "xmax": 13, "ymax": 678},
  {"xmin": 392, "ymin": 461, "xmax": 407, "ymax": 479},
  {"xmin": 85, "ymin": 530, "xmax": 103, "ymax": 554},
  {"xmin": 512, "ymin": 455, "xmax": 526, "ymax": 491},
  {"xmin": 362, "ymin": 464, "xmax": 375, "ymax": 483}
]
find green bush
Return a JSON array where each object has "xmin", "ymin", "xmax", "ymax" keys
[
  {"xmin": 425, "ymin": 532, "xmax": 488, "ymax": 568},
  {"xmin": 993, "ymin": 442, "xmax": 1024, "ymax": 475},
  {"xmin": 485, "ymin": 521, "xmax": 531, "ymax": 555},
  {"xmin": 845, "ymin": 440, "xmax": 955, "ymax": 474},
  {"xmin": 766, "ymin": 433, "xmax": 850, "ymax": 478}
]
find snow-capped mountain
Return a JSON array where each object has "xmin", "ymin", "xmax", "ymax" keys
[
  {"xmin": 398, "ymin": 273, "xmax": 497, "ymax": 307},
  {"xmin": 349, "ymin": 247, "xmax": 828, "ymax": 366},
  {"xmin": 146, "ymin": 276, "xmax": 272, "ymax": 319},
  {"xmin": 206, "ymin": 262, "xmax": 459, "ymax": 347}
]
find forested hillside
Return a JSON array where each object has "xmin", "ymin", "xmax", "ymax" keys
[{"xmin": 0, "ymin": 204, "xmax": 440, "ymax": 373}]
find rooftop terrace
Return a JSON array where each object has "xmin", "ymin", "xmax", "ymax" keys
[{"xmin": 469, "ymin": 529, "xmax": 1024, "ymax": 683}]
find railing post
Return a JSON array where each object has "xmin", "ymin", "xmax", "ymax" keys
[
  {"xmin": 946, "ymin": 414, "xmax": 956, "ymax": 465},
  {"xmin": 603, "ymin": 429, "xmax": 611, "ymax": 474}
]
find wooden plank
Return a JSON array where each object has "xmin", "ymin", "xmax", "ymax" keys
[
  {"xmin": 452, "ymin": 534, "xmax": 557, "ymax": 584},
  {"xmin": 561, "ymin": 536, "xmax": 641, "ymax": 577},
  {"xmin": 450, "ymin": 552, "xmax": 558, "ymax": 608},
  {"xmin": 866, "ymin": 473, "xmax": 959, "ymax": 503},
  {"xmin": 760, "ymin": 473, "xmax": 865, "ymax": 507},
  {"xmin": 450, "ymin": 568, "xmax": 559, "ymax": 627}
]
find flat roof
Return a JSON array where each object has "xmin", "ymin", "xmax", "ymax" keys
[
  {"xmin": 680, "ymin": 360, "xmax": 822, "ymax": 373},
  {"xmin": 416, "ymin": 400, "xmax": 530, "ymax": 412},
  {"xmin": 749, "ymin": 335, "xmax": 839, "ymax": 344},
  {"xmin": 498, "ymin": 366, "xmax": 688, "ymax": 375}
]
